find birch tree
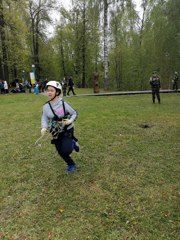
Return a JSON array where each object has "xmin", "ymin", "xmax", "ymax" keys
[
  {"xmin": 103, "ymin": 0, "xmax": 109, "ymax": 90},
  {"xmin": 28, "ymin": 0, "xmax": 55, "ymax": 80}
]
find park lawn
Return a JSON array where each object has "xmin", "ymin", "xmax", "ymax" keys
[{"xmin": 0, "ymin": 92, "xmax": 179, "ymax": 240}]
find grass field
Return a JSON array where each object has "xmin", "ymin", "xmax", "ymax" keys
[{"xmin": 0, "ymin": 91, "xmax": 180, "ymax": 240}]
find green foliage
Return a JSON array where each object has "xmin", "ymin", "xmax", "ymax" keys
[
  {"xmin": 54, "ymin": 0, "xmax": 102, "ymax": 86},
  {"xmin": 0, "ymin": 0, "xmax": 180, "ymax": 90},
  {"xmin": 0, "ymin": 0, "xmax": 31, "ymax": 80},
  {"xmin": 0, "ymin": 92, "xmax": 180, "ymax": 239}
]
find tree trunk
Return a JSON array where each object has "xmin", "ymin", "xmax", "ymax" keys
[
  {"xmin": 103, "ymin": 0, "xmax": 109, "ymax": 90},
  {"xmin": 0, "ymin": 57, "xmax": 3, "ymax": 79},
  {"xmin": 60, "ymin": 42, "xmax": 66, "ymax": 77},
  {"xmin": 139, "ymin": 2, "xmax": 147, "ymax": 47},
  {"xmin": 0, "ymin": 0, "xmax": 9, "ymax": 81},
  {"xmin": 82, "ymin": 0, "xmax": 86, "ymax": 88},
  {"xmin": 35, "ymin": 23, "xmax": 40, "ymax": 80},
  {"xmin": 11, "ymin": 64, "xmax": 17, "ymax": 80}
]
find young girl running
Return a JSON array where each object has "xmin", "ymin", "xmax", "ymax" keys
[{"xmin": 41, "ymin": 81, "xmax": 79, "ymax": 173}]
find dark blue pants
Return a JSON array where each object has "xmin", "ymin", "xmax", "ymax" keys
[
  {"xmin": 67, "ymin": 86, "xmax": 76, "ymax": 95},
  {"xmin": 54, "ymin": 128, "xmax": 75, "ymax": 166},
  {"xmin": 152, "ymin": 88, "xmax": 160, "ymax": 103}
]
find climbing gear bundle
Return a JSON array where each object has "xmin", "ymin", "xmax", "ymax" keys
[
  {"xmin": 49, "ymin": 118, "xmax": 65, "ymax": 139},
  {"xmin": 48, "ymin": 100, "xmax": 70, "ymax": 139}
]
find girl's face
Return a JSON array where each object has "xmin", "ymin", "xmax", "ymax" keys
[{"xmin": 47, "ymin": 86, "xmax": 57, "ymax": 99}]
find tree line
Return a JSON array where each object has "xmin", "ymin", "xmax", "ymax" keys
[{"xmin": 0, "ymin": 0, "xmax": 179, "ymax": 90}]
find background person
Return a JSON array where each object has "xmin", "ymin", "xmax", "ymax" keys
[
  {"xmin": 41, "ymin": 81, "xmax": 79, "ymax": 173},
  {"xmin": 149, "ymin": 71, "xmax": 161, "ymax": 104},
  {"xmin": 172, "ymin": 71, "xmax": 179, "ymax": 91},
  {"xmin": 35, "ymin": 82, "xmax": 39, "ymax": 94},
  {"xmin": 61, "ymin": 77, "xmax": 67, "ymax": 96},
  {"xmin": 0, "ymin": 80, "xmax": 4, "ymax": 94},
  {"xmin": 67, "ymin": 76, "xmax": 76, "ymax": 96},
  {"xmin": 3, "ymin": 80, "xmax": 9, "ymax": 94}
]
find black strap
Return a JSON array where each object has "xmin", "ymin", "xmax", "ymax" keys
[
  {"xmin": 62, "ymin": 100, "xmax": 66, "ymax": 116},
  {"xmin": 48, "ymin": 100, "xmax": 66, "ymax": 120}
]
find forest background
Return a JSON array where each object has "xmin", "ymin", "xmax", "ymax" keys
[{"xmin": 0, "ymin": 0, "xmax": 179, "ymax": 91}]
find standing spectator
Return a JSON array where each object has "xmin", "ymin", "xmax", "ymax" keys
[
  {"xmin": 61, "ymin": 77, "xmax": 67, "ymax": 96},
  {"xmin": 3, "ymin": 80, "xmax": 9, "ymax": 94},
  {"xmin": 35, "ymin": 82, "xmax": 39, "ymax": 94},
  {"xmin": 67, "ymin": 76, "xmax": 76, "ymax": 96},
  {"xmin": 149, "ymin": 71, "xmax": 161, "ymax": 104},
  {"xmin": 41, "ymin": 79, "xmax": 48, "ymax": 93},
  {"xmin": 16, "ymin": 81, "xmax": 20, "ymax": 91},
  {"xmin": 0, "ymin": 80, "xmax": 4, "ymax": 94},
  {"xmin": 24, "ymin": 80, "xmax": 30, "ymax": 93},
  {"xmin": 172, "ymin": 71, "xmax": 179, "ymax": 91}
]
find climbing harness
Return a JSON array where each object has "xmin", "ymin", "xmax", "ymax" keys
[{"xmin": 48, "ymin": 100, "xmax": 70, "ymax": 139}]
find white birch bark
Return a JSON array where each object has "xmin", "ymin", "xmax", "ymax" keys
[{"xmin": 103, "ymin": 0, "xmax": 109, "ymax": 90}]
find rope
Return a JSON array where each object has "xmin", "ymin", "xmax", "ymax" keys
[{"xmin": 34, "ymin": 133, "xmax": 50, "ymax": 146}]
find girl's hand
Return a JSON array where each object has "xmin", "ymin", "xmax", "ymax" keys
[
  {"xmin": 62, "ymin": 119, "xmax": 73, "ymax": 125},
  {"xmin": 41, "ymin": 128, "xmax": 47, "ymax": 136}
]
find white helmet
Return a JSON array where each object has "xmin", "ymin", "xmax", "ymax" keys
[{"xmin": 46, "ymin": 81, "xmax": 62, "ymax": 91}]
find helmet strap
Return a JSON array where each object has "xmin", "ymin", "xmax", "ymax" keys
[{"xmin": 50, "ymin": 90, "xmax": 60, "ymax": 102}]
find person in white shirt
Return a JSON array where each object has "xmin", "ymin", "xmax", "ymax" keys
[{"xmin": 3, "ymin": 80, "xmax": 8, "ymax": 93}]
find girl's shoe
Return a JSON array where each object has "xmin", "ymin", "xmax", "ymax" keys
[{"xmin": 66, "ymin": 164, "xmax": 76, "ymax": 173}]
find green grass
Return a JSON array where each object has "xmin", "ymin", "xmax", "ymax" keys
[{"xmin": 0, "ymin": 92, "xmax": 180, "ymax": 240}]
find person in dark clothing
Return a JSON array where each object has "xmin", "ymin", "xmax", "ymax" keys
[
  {"xmin": 0, "ymin": 80, "xmax": 4, "ymax": 94},
  {"xmin": 149, "ymin": 72, "xmax": 161, "ymax": 104},
  {"xmin": 67, "ymin": 76, "xmax": 76, "ymax": 96},
  {"xmin": 172, "ymin": 72, "xmax": 179, "ymax": 91}
]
